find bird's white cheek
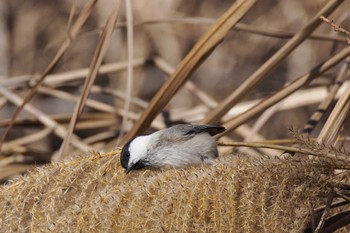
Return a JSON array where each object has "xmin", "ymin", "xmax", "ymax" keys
[{"xmin": 128, "ymin": 154, "xmax": 139, "ymax": 166}]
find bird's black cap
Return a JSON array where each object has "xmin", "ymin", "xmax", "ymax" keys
[{"xmin": 120, "ymin": 140, "xmax": 132, "ymax": 169}]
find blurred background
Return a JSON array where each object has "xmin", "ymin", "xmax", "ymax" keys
[{"xmin": 0, "ymin": 0, "xmax": 350, "ymax": 182}]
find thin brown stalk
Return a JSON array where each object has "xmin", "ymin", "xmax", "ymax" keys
[
  {"xmin": 57, "ymin": 1, "xmax": 121, "ymax": 161},
  {"xmin": 314, "ymin": 191, "xmax": 334, "ymax": 233},
  {"xmin": 83, "ymin": 131, "xmax": 116, "ymax": 144},
  {"xmin": 0, "ymin": 0, "xmax": 98, "ymax": 154},
  {"xmin": 235, "ymin": 125, "xmax": 278, "ymax": 155},
  {"xmin": 282, "ymin": 60, "xmax": 349, "ymax": 157},
  {"xmin": 167, "ymin": 105, "xmax": 208, "ymax": 122},
  {"xmin": 67, "ymin": 0, "xmax": 77, "ymax": 33},
  {"xmin": 123, "ymin": 0, "xmax": 257, "ymax": 143},
  {"xmin": 320, "ymin": 16, "xmax": 350, "ymax": 44},
  {"xmin": 235, "ymin": 21, "xmax": 347, "ymax": 43},
  {"xmin": 90, "ymin": 85, "xmax": 148, "ymax": 109},
  {"xmin": 219, "ymin": 45, "xmax": 350, "ymax": 138},
  {"xmin": 1, "ymin": 59, "xmax": 145, "ymax": 89},
  {"xmin": 153, "ymin": 56, "xmax": 217, "ymax": 108},
  {"xmin": 314, "ymin": 199, "xmax": 349, "ymax": 213},
  {"xmin": 46, "ymin": 59, "xmax": 144, "ymax": 87},
  {"xmin": 217, "ymin": 141, "xmax": 319, "ymax": 156},
  {"xmin": 202, "ymin": 0, "xmax": 345, "ymax": 124},
  {"xmin": 249, "ymin": 103, "xmax": 282, "ymax": 140},
  {"xmin": 2, "ymin": 128, "xmax": 53, "ymax": 153},
  {"xmin": 0, "ymin": 86, "xmax": 90, "ymax": 153},
  {"xmin": 317, "ymin": 81, "xmax": 350, "ymax": 145},
  {"xmin": 321, "ymin": 211, "xmax": 350, "ymax": 233},
  {"xmin": 0, "ymin": 164, "xmax": 33, "ymax": 181},
  {"xmin": 0, "ymin": 155, "xmax": 27, "ymax": 167},
  {"xmin": 334, "ymin": 190, "xmax": 350, "ymax": 202},
  {"xmin": 221, "ymin": 84, "xmax": 347, "ymax": 121},
  {"xmin": 74, "ymin": 119, "xmax": 118, "ymax": 130},
  {"xmin": 0, "ymin": 111, "xmax": 164, "ymax": 131},
  {"xmin": 120, "ymin": 0, "xmax": 134, "ymax": 139},
  {"xmin": 36, "ymin": 86, "xmax": 148, "ymax": 124},
  {"xmin": 0, "ymin": 113, "xmax": 115, "ymax": 128},
  {"xmin": 302, "ymin": 58, "xmax": 350, "ymax": 134},
  {"xmin": 118, "ymin": 17, "xmax": 348, "ymax": 43},
  {"xmin": 37, "ymin": 86, "xmax": 119, "ymax": 114},
  {"xmin": 0, "ymin": 98, "xmax": 7, "ymax": 109}
]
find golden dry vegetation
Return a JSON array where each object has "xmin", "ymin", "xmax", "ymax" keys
[
  {"xmin": 1, "ymin": 0, "xmax": 350, "ymax": 232},
  {"xmin": 0, "ymin": 148, "xmax": 346, "ymax": 233}
]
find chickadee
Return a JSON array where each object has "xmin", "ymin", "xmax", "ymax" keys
[{"xmin": 120, "ymin": 124, "xmax": 225, "ymax": 174}]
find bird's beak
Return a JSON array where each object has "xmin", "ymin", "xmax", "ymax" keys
[
  {"xmin": 125, "ymin": 160, "xmax": 145, "ymax": 174},
  {"xmin": 126, "ymin": 163, "xmax": 134, "ymax": 174}
]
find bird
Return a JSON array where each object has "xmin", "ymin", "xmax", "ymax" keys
[{"xmin": 120, "ymin": 124, "xmax": 225, "ymax": 174}]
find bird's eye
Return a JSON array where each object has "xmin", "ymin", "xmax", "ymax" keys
[{"xmin": 126, "ymin": 152, "xmax": 130, "ymax": 158}]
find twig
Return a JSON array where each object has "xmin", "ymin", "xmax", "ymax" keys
[
  {"xmin": 37, "ymin": 86, "xmax": 164, "ymax": 130},
  {"xmin": 320, "ymin": 15, "xmax": 350, "ymax": 44},
  {"xmin": 0, "ymin": 86, "xmax": 91, "ymax": 152},
  {"xmin": 334, "ymin": 189, "xmax": 350, "ymax": 202},
  {"xmin": 316, "ymin": 78, "xmax": 350, "ymax": 146},
  {"xmin": 57, "ymin": 1, "xmax": 121, "ymax": 160},
  {"xmin": 2, "ymin": 128, "xmax": 53, "ymax": 153},
  {"xmin": 321, "ymin": 211, "xmax": 350, "ymax": 233},
  {"xmin": 203, "ymin": 0, "xmax": 345, "ymax": 124},
  {"xmin": 314, "ymin": 191, "xmax": 334, "ymax": 233},
  {"xmin": 153, "ymin": 56, "xmax": 218, "ymax": 108},
  {"xmin": 314, "ymin": 199, "xmax": 349, "ymax": 213},
  {"xmin": 0, "ymin": 0, "xmax": 98, "ymax": 154},
  {"xmin": 302, "ymin": 57, "xmax": 350, "ymax": 134},
  {"xmin": 120, "ymin": 0, "xmax": 134, "ymax": 140},
  {"xmin": 220, "ymin": 45, "xmax": 350, "ymax": 138},
  {"xmin": 83, "ymin": 131, "xmax": 117, "ymax": 144},
  {"xmin": 84, "ymin": 17, "xmax": 349, "ymax": 44},
  {"xmin": 0, "ymin": 59, "xmax": 146, "ymax": 88},
  {"xmin": 124, "ymin": 0, "xmax": 258, "ymax": 143},
  {"xmin": 217, "ymin": 141, "xmax": 318, "ymax": 156},
  {"xmin": 90, "ymin": 85, "xmax": 148, "ymax": 109}
]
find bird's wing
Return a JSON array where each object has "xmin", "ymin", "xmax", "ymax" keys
[
  {"xmin": 183, "ymin": 124, "xmax": 225, "ymax": 136},
  {"xmin": 158, "ymin": 124, "xmax": 225, "ymax": 143}
]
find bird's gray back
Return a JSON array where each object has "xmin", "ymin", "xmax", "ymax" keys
[
  {"xmin": 147, "ymin": 130, "xmax": 218, "ymax": 168},
  {"xmin": 155, "ymin": 124, "xmax": 224, "ymax": 142}
]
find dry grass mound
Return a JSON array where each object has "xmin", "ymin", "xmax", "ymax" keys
[{"xmin": 0, "ymin": 151, "xmax": 337, "ymax": 232}]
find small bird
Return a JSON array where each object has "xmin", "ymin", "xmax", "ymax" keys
[{"xmin": 120, "ymin": 124, "xmax": 225, "ymax": 174}]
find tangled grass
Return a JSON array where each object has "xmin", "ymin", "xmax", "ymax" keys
[{"xmin": 0, "ymin": 149, "xmax": 338, "ymax": 232}]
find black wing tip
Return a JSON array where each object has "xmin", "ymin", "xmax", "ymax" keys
[
  {"xmin": 217, "ymin": 125, "xmax": 226, "ymax": 132},
  {"xmin": 209, "ymin": 125, "xmax": 226, "ymax": 136},
  {"xmin": 184, "ymin": 124, "xmax": 226, "ymax": 136}
]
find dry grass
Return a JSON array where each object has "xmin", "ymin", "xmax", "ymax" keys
[
  {"xmin": 0, "ymin": 150, "xmax": 343, "ymax": 233},
  {"xmin": 1, "ymin": 0, "xmax": 350, "ymax": 232}
]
